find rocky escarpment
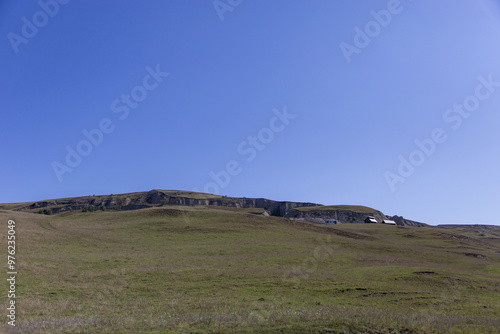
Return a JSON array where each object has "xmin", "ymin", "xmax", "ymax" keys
[
  {"xmin": 142, "ymin": 190, "xmax": 319, "ymax": 216},
  {"xmin": 9, "ymin": 190, "xmax": 319, "ymax": 216},
  {"xmin": 286, "ymin": 207, "xmax": 387, "ymax": 224},
  {"xmin": 286, "ymin": 209, "xmax": 427, "ymax": 227},
  {"xmin": 389, "ymin": 215, "xmax": 427, "ymax": 227},
  {"xmin": 1, "ymin": 189, "xmax": 428, "ymax": 227}
]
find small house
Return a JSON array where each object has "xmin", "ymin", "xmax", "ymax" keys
[
  {"xmin": 364, "ymin": 216, "xmax": 377, "ymax": 224},
  {"xmin": 382, "ymin": 220, "xmax": 397, "ymax": 225},
  {"xmin": 325, "ymin": 219, "xmax": 338, "ymax": 225}
]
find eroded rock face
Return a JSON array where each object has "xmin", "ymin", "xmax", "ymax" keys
[
  {"xmin": 286, "ymin": 208, "xmax": 387, "ymax": 224},
  {"xmin": 8, "ymin": 189, "xmax": 426, "ymax": 226},
  {"xmin": 15, "ymin": 190, "xmax": 317, "ymax": 215},
  {"xmin": 389, "ymin": 215, "xmax": 427, "ymax": 227}
]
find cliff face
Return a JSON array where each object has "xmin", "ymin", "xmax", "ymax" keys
[
  {"xmin": 2, "ymin": 189, "xmax": 427, "ymax": 227},
  {"xmin": 17, "ymin": 190, "xmax": 318, "ymax": 216},
  {"xmin": 286, "ymin": 208, "xmax": 387, "ymax": 224},
  {"xmin": 142, "ymin": 190, "xmax": 319, "ymax": 215},
  {"xmin": 285, "ymin": 209, "xmax": 427, "ymax": 226},
  {"xmin": 389, "ymin": 215, "xmax": 427, "ymax": 227}
]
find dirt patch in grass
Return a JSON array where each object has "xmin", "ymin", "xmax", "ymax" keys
[
  {"xmin": 413, "ymin": 271, "xmax": 438, "ymax": 275},
  {"xmin": 465, "ymin": 252, "xmax": 486, "ymax": 259}
]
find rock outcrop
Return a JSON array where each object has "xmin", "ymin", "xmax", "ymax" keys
[
  {"xmin": 13, "ymin": 190, "xmax": 318, "ymax": 216},
  {"xmin": 1, "ymin": 189, "xmax": 427, "ymax": 227},
  {"xmin": 389, "ymin": 215, "xmax": 427, "ymax": 227},
  {"xmin": 287, "ymin": 207, "xmax": 387, "ymax": 224}
]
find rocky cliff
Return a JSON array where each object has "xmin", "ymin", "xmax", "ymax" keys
[
  {"xmin": 0, "ymin": 189, "xmax": 427, "ymax": 227},
  {"xmin": 4, "ymin": 190, "xmax": 318, "ymax": 216},
  {"xmin": 389, "ymin": 215, "xmax": 427, "ymax": 227},
  {"xmin": 287, "ymin": 206, "xmax": 387, "ymax": 224}
]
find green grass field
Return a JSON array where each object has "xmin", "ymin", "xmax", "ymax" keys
[{"xmin": 2, "ymin": 206, "xmax": 500, "ymax": 333}]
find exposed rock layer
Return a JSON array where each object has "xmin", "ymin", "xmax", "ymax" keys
[{"xmin": 2, "ymin": 189, "xmax": 427, "ymax": 226}]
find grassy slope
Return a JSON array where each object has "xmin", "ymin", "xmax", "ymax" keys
[{"xmin": 2, "ymin": 207, "xmax": 500, "ymax": 333}]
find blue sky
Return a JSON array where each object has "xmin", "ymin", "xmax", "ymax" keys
[{"xmin": 1, "ymin": 0, "xmax": 500, "ymax": 225}]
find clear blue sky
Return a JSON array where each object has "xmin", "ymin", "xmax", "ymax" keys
[{"xmin": 1, "ymin": 0, "xmax": 500, "ymax": 225}]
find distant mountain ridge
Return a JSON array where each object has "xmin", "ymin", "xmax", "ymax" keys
[{"xmin": 0, "ymin": 189, "xmax": 427, "ymax": 226}]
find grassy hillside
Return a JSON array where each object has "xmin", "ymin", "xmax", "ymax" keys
[{"xmin": 2, "ymin": 207, "xmax": 500, "ymax": 333}]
